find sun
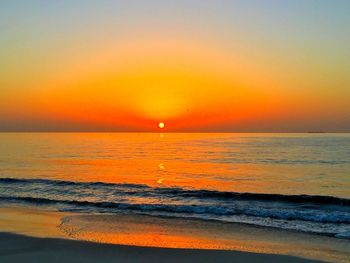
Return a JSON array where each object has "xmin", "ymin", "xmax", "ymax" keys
[{"xmin": 158, "ymin": 122, "xmax": 165, "ymax": 129}]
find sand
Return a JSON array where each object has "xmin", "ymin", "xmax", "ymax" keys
[
  {"xmin": 0, "ymin": 232, "xmax": 323, "ymax": 263},
  {"xmin": 1, "ymin": 207, "xmax": 348, "ymax": 262}
]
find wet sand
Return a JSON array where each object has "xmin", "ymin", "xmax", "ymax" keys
[
  {"xmin": 0, "ymin": 232, "xmax": 323, "ymax": 263},
  {"xmin": 0, "ymin": 207, "xmax": 349, "ymax": 262}
]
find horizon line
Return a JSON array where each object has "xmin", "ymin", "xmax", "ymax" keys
[{"xmin": 0, "ymin": 131, "xmax": 349, "ymax": 134}]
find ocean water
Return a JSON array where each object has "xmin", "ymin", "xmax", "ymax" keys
[{"xmin": 0, "ymin": 133, "xmax": 349, "ymax": 238}]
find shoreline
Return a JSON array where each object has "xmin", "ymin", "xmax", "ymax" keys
[
  {"xmin": 0, "ymin": 232, "xmax": 323, "ymax": 263},
  {"xmin": 0, "ymin": 206, "xmax": 349, "ymax": 262}
]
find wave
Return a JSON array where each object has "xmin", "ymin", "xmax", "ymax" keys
[
  {"xmin": 1, "ymin": 177, "xmax": 350, "ymax": 239},
  {"xmin": 1, "ymin": 195, "xmax": 349, "ymax": 224},
  {"xmin": 155, "ymin": 188, "xmax": 350, "ymax": 206},
  {"xmin": 0, "ymin": 177, "xmax": 149, "ymax": 189},
  {"xmin": 1, "ymin": 177, "xmax": 349, "ymax": 206}
]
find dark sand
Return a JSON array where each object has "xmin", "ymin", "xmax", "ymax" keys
[{"xmin": 0, "ymin": 232, "xmax": 324, "ymax": 263}]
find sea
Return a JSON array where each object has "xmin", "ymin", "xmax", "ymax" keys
[{"xmin": 0, "ymin": 133, "xmax": 349, "ymax": 239}]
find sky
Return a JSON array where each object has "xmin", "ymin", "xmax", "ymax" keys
[{"xmin": 1, "ymin": 0, "xmax": 349, "ymax": 132}]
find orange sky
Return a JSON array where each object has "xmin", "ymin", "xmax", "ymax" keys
[{"xmin": 1, "ymin": 1, "xmax": 349, "ymax": 132}]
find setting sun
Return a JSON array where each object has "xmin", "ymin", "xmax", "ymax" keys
[{"xmin": 158, "ymin": 122, "xmax": 165, "ymax": 129}]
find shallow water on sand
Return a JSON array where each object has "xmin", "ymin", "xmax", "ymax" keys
[{"xmin": 1, "ymin": 207, "xmax": 349, "ymax": 263}]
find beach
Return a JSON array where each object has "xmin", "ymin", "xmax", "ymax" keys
[
  {"xmin": 0, "ymin": 207, "xmax": 349, "ymax": 262},
  {"xmin": 0, "ymin": 232, "xmax": 323, "ymax": 263},
  {"xmin": 0, "ymin": 133, "xmax": 349, "ymax": 262}
]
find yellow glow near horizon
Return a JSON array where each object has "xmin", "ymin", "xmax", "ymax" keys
[
  {"xmin": 24, "ymin": 34, "xmax": 274, "ymax": 132},
  {"xmin": 1, "ymin": 2, "xmax": 350, "ymax": 132}
]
